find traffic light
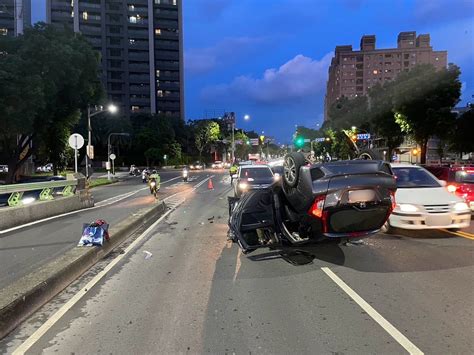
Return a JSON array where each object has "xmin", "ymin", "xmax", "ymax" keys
[
  {"xmin": 294, "ymin": 136, "xmax": 305, "ymax": 148},
  {"xmin": 259, "ymin": 135, "xmax": 265, "ymax": 143}
]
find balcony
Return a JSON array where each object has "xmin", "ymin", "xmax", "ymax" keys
[
  {"xmin": 129, "ymin": 74, "xmax": 150, "ymax": 83},
  {"xmin": 130, "ymin": 96, "xmax": 151, "ymax": 105},
  {"xmin": 129, "ymin": 64, "xmax": 150, "ymax": 73},
  {"xmin": 154, "ymin": 41, "xmax": 179, "ymax": 50},
  {"xmin": 128, "ymin": 29, "xmax": 148, "ymax": 38},
  {"xmin": 130, "ymin": 85, "xmax": 150, "ymax": 94},
  {"xmin": 155, "ymin": 51, "xmax": 179, "ymax": 60}
]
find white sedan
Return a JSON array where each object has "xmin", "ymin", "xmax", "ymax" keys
[{"xmin": 385, "ymin": 164, "xmax": 471, "ymax": 231}]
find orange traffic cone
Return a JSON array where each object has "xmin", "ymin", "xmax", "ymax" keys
[{"xmin": 208, "ymin": 178, "xmax": 214, "ymax": 190}]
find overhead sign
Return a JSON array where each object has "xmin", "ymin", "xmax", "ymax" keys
[
  {"xmin": 250, "ymin": 138, "xmax": 259, "ymax": 146},
  {"xmin": 357, "ymin": 133, "xmax": 371, "ymax": 140},
  {"xmin": 68, "ymin": 133, "xmax": 84, "ymax": 150},
  {"xmin": 303, "ymin": 139, "xmax": 311, "ymax": 143},
  {"xmin": 314, "ymin": 138, "xmax": 326, "ymax": 142},
  {"xmin": 109, "ymin": 153, "xmax": 116, "ymax": 160}
]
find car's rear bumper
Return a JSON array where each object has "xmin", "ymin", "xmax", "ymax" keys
[{"xmin": 389, "ymin": 211, "xmax": 471, "ymax": 229}]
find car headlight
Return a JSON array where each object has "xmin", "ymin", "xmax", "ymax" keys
[
  {"xmin": 238, "ymin": 182, "xmax": 248, "ymax": 190},
  {"xmin": 398, "ymin": 204, "xmax": 419, "ymax": 212},
  {"xmin": 453, "ymin": 202, "xmax": 469, "ymax": 211}
]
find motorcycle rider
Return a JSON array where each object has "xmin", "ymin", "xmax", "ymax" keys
[
  {"xmin": 148, "ymin": 169, "xmax": 161, "ymax": 193},
  {"xmin": 182, "ymin": 166, "xmax": 189, "ymax": 182},
  {"xmin": 141, "ymin": 168, "xmax": 150, "ymax": 183},
  {"xmin": 229, "ymin": 163, "xmax": 238, "ymax": 183}
]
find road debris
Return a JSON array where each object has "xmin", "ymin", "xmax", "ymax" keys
[{"xmin": 143, "ymin": 251, "xmax": 153, "ymax": 259}]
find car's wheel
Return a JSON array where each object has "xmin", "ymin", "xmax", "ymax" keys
[
  {"xmin": 283, "ymin": 152, "xmax": 305, "ymax": 188},
  {"xmin": 358, "ymin": 149, "xmax": 383, "ymax": 160},
  {"xmin": 380, "ymin": 220, "xmax": 393, "ymax": 234}
]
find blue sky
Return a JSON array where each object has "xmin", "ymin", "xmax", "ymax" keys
[{"xmin": 32, "ymin": 0, "xmax": 474, "ymax": 142}]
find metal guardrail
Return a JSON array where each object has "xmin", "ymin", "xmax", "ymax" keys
[{"xmin": 0, "ymin": 180, "xmax": 78, "ymax": 207}]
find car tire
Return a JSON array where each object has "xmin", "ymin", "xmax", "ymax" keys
[
  {"xmin": 380, "ymin": 220, "xmax": 393, "ymax": 234},
  {"xmin": 358, "ymin": 149, "xmax": 383, "ymax": 160},
  {"xmin": 283, "ymin": 152, "xmax": 305, "ymax": 188}
]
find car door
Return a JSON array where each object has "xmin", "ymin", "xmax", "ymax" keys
[{"xmin": 229, "ymin": 188, "xmax": 278, "ymax": 253}]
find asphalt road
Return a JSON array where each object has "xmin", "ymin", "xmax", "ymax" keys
[
  {"xmin": 0, "ymin": 170, "xmax": 209, "ymax": 290},
  {"xmin": 1, "ymin": 170, "xmax": 472, "ymax": 354}
]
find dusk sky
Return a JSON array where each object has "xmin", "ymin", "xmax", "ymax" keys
[{"xmin": 31, "ymin": 0, "xmax": 474, "ymax": 142}]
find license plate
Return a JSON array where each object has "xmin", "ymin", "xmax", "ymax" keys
[
  {"xmin": 348, "ymin": 189, "xmax": 376, "ymax": 203},
  {"xmin": 426, "ymin": 215, "xmax": 451, "ymax": 226}
]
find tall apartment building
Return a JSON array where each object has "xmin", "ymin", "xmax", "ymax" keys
[
  {"xmin": 324, "ymin": 31, "xmax": 447, "ymax": 121},
  {"xmin": 0, "ymin": 0, "xmax": 31, "ymax": 36},
  {"xmin": 47, "ymin": 0, "xmax": 184, "ymax": 118}
]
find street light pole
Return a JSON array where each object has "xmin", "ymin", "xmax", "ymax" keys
[
  {"xmin": 86, "ymin": 105, "xmax": 91, "ymax": 179},
  {"xmin": 231, "ymin": 120, "xmax": 235, "ymax": 163}
]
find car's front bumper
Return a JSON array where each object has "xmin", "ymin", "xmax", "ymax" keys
[{"xmin": 389, "ymin": 211, "xmax": 471, "ymax": 230}]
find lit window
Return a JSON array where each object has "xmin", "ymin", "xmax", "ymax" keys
[
  {"xmin": 155, "ymin": 29, "xmax": 161, "ymax": 35},
  {"xmin": 0, "ymin": 28, "xmax": 7, "ymax": 36},
  {"xmin": 129, "ymin": 5, "xmax": 134, "ymax": 10},
  {"xmin": 156, "ymin": 70, "xmax": 160, "ymax": 77},
  {"xmin": 409, "ymin": 41, "xmax": 413, "ymax": 45},
  {"xmin": 173, "ymin": 0, "xmax": 177, "ymax": 5},
  {"xmin": 129, "ymin": 16, "xmax": 137, "ymax": 23},
  {"xmin": 82, "ymin": 11, "xmax": 88, "ymax": 20},
  {"xmin": 129, "ymin": 39, "xmax": 135, "ymax": 44},
  {"xmin": 435, "ymin": 57, "xmax": 439, "ymax": 61},
  {"xmin": 131, "ymin": 106, "xmax": 140, "ymax": 112},
  {"xmin": 373, "ymin": 70, "xmax": 378, "ymax": 74},
  {"xmin": 157, "ymin": 90, "xmax": 163, "ymax": 97}
]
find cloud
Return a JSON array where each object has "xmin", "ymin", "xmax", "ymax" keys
[
  {"xmin": 413, "ymin": 0, "xmax": 474, "ymax": 24},
  {"xmin": 185, "ymin": 36, "xmax": 268, "ymax": 74},
  {"xmin": 201, "ymin": 52, "xmax": 333, "ymax": 104}
]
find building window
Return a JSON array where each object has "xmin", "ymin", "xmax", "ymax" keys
[
  {"xmin": 82, "ymin": 11, "xmax": 88, "ymax": 20},
  {"xmin": 373, "ymin": 70, "xmax": 378, "ymax": 74},
  {"xmin": 0, "ymin": 28, "xmax": 7, "ymax": 36},
  {"xmin": 157, "ymin": 90, "xmax": 163, "ymax": 97},
  {"xmin": 155, "ymin": 29, "xmax": 161, "ymax": 35},
  {"xmin": 109, "ymin": 26, "xmax": 121, "ymax": 34},
  {"xmin": 411, "ymin": 53, "xmax": 416, "ymax": 57},
  {"xmin": 404, "ymin": 61, "xmax": 409, "ymax": 66},
  {"xmin": 156, "ymin": 70, "xmax": 160, "ymax": 77},
  {"xmin": 129, "ymin": 39, "xmax": 135, "ymax": 45},
  {"xmin": 110, "ymin": 37, "xmax": 121, "ymax": 45},
  {"xmin": 404, "ymin": 53, "xmax": 409, "ymax": 59},
  {"xmin": 435, "ymin": 57, "xmax": 439, "ymax": 61},
  {"xmin": 131, "ymin": 106, "xmax": 140, "ymax": 112},
  {"xmin": 384, "ymin": 54, "xmax": 391, "ymax": 58},
  {"xmin": 129, "ymin": 16, "xmax": 137, "ymax": 23}
]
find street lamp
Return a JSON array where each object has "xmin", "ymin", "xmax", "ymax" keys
[
  {"xmin": 107, "ymin": 132, "xmax": 130, "ymax": 180},
  {"xmin": 86, "ymin": 104, "xmax": 118, "ymax": 179}
]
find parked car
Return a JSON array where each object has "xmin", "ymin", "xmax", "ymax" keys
[
  {"xmin": 424, "ymin": 165, "xmax": 474, "ymax": 212},
  {"xmin": 36, "ymin": 163, "xmax": 53, "ymax": 173},
  {"xmin": 383, "ymin": 164, "xmax": 471, "ymax": 232},
  {"xmin": 232, "ymin": 164, "xmax": 279, "ymax": 198},
  {"xmin": 228, "ymin": 153, "xmax": 397, "ymax": 254},
  {"xmin": 0, "ymin": 165, "xmax": 8, "ymax": 173}
]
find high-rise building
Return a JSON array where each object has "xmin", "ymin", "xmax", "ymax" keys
[
  {"xmin": 324, "ymin": 31, "xmax": 447, "ymax": 121},
  {"xmin": 0, "ymin": 0, "xmax": 31, "ymax": 36},
  {"xmin": 47, "ymin": 0, "xmax": 184, "ymax": 118}
]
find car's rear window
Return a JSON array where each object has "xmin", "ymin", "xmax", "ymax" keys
[
  {"xmin": 240, "ymin": 168, "xmax": 273, "ymax": 179},
  {"xmin": 392, "ymin": 167, "xmax": 441, "ymax": 188},
  {"xmin": 455, "ymin": 170, "xmax": 474, "ymax": 184}
]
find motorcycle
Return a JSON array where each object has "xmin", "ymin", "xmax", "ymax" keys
[
  {"xmin": 149, "ymin": 178, "xmax": 159, "ymax": 198},
  {"xmin": 182, "ymin": 168, "xmax": 189, "ymax": 182},
  {"xmin": 142, "ymin": 170, "xmax": 149, "ymax": 183},
  {"xmin": 228, "ymin": 154, "xmax": 396, "ymax": 254}
]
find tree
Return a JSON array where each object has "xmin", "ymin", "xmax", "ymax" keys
[
  {"xmin": 449, "ymin": 108, "xmax": 474, "ymax": 156},
  {"xmin": 0, "ymin": 23, "xmax": 103, "ymax": 181},
  {"xmin": 392, "ymin": 64, "xmax": 461, "ymax": 164},
  {"xmin": 367, "ymin": 83, "xmax": 405, "ymax": 161},
  {"xmin": 194, "ymin": 121, "xmax": 220, "ymax": 161},
  {"xmin": 327, "ymin": 95, "xmax": 369, "ymax": 130}
]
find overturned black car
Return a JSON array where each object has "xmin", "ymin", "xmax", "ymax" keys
[{"xmin": 228, "ymin": 153, "xmax": 396, "ymax": 254}]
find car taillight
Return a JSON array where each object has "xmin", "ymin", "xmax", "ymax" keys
[
  {"xmin": 447, "ymin": 184, "xmax": 457, "ymax": 193},
  {"xmin": 309, "ymin": 195, "xmax": 326, "ymax": 218},
  {"xmin": 389, "ymin": 191, "xmax": 396, "ymax": 211}
]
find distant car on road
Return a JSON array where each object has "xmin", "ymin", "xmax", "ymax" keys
[
  {"xmin": 36, "ymin": 163, "xmax": 53, "ymax": 173},
  {"xmin": 384, "ymin": 164, "xmax": 471, "ymax": 232},
  {"xmin": 189, "ymin": 162, "xmax": 204, "ymax": 170},
  {"xmin": 424, "ymin": 165, "xmax": 474, "ymax": 212},
  {"xmin": 211, "ymin": 161, "xmax": 224, "ymax": 169},
  {"xmin": 233, "ymin": 164, "xmax": 278, "ymax": 198}
]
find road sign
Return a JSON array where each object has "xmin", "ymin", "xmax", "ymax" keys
[
  {"xmin": 303, "ymin": 139, "xmax": 311, "ymax": 143},
  {"xmin": 106, "ymin": 162, "xmax": 111, "ymax": 170},
  {"xmin": 109, "ymin": 153, "xmax": 116, "ymax": 160},
  {"xmin": 314, "ymin": 138, "xmax": 326, "ymax": 143},
  {"xmin": 87, "ymin": 145, "xmax": 94, "ymax": 159},
  {"xmin": 250, "ymin": 138, "xmax": 259, "ymax": 146},
  {"xmin": 356, "ymin": 133, "xmax": 371, "ymax": 140},
  {"xmin": 68, "ymin": 133, "xmax": 84, "ymax": 150}
]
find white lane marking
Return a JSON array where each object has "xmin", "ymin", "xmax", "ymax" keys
[
  {"xmin": 12, "ymin": 199, "xmax": 185, "ymax": 355},
  {"xmin": 0, "ymin": 176, "xmax": 184, "ymax": 235},
  {"xmin": 321, "ymin": 267, "xmax": 423, "ymax": 355}
]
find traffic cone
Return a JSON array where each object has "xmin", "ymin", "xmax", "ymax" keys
[{"xmin": 208, "ymin": 178, "xmax": 214, "ymax": 190}]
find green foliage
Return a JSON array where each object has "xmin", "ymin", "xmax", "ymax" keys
[
  {"xmin": 449, "ymin": 108, "xmax": 474, "ymax": 154},
  {"xmin": 327, "ymin": 96, "xmax": 369, "ymax": 130},
  {"xmin": 0, "ymin": 23, "xmax": 103, "ymax": 180},
  {"xmin": 194, "ymin": 121, "xmax": 220, "ymax": 160}
]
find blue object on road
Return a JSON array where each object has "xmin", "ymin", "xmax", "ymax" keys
[{"xmin": 78, "ymin": 220, "xmax": 109, "ymax": 246}]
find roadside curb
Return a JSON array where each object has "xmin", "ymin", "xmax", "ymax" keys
[{"xmin": 0, "ymin": 200, "xmax": 167, "ymax": 339}]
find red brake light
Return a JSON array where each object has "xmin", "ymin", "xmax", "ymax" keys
[
  {"xmin": 390, "ymin": 191, "xmax": 396, "ymax": 211},
  {"xmin": 309, "ymin": 195, "xmax": 326, "ymax": 218}
]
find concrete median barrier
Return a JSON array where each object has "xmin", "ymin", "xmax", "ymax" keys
[
  {"xmin": 0, "ymin": 190, "xmax": 94, "ymax": 231},
  {"xmin": 0, "ymin": 200, "xmax": 167, "ymax": 339}
]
